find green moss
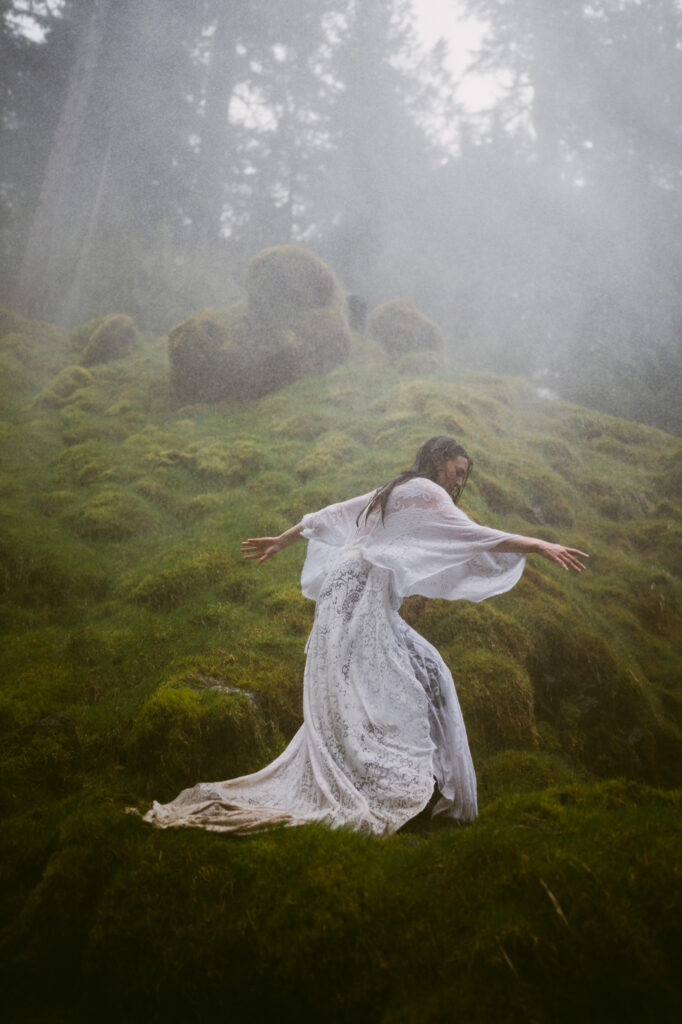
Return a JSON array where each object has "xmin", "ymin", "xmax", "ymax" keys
[
  {"xmin": 193, "ymin": 439, "xmax": 264, "ymax": 482},
  {"xmin": 527, "ymin": 617, "xmax": 680, "ymax": 784},
  {"xmin": 473, "ymin": 471, "xmax": 522, "ymax": 515},
  {"xmin": 245, "ymin": 244, "xmax": 340, "ymax": 319},
  {"xmin": 134, "ymin": 476, "xmax": 173, "ymax": 506},
  {"xmin": 0, "ymin": 537, "xmax": 108, "ymax": 609},
  {"xmin": 57, "ymin": 441, "xmax": 114, "ymax": 481},
  {"xmin": 296, "ymin": 432, "xmax": 358, "ymax": 481},
  {"xmin": 0, "ymin": 345, "xmax": 35, "ymax": 394},
  {"xmin": 167, "ymin": 305, "xmax": 251, "ymax": 404},
  {"xmin": 58, "ymin": 406, "xmax": 102, "ymax": 444},
  {"xmin": 264, "ymin": 583, "xmax": 315, "ymax": 635},
  {"xmin": 275, "ymin": 411, "xmax": 331, "ymax": 440},
  {"xmin": 1, "ymin": 306, "xmax": 681, "ymax": 1022},
  {"xmin": 74, "ymin": 489, "xmax": 155, "ymax": 541},
  {"xmin": 524, "ymin": 469, "xmax": 575, "ymax": 527},
  {"xmin": 285, "ymin": 307, "xmax": 351, "ymax": 374},
  {"xmin": 477, "ymin": 748, "xmax": 582, "ymax": 803},
  {"xmin": 36, "ymin": 365, "xmax": 94, "ymax": 407},
  {"xmin": 127, "ymin": 675, "xmax": 277, "ymax": 793},
  {"xmin": 168, "ymin": 296, "xmax": 350, "ymax": 405},
  {"xmin": 37, "ymin": 490, "xmax": 78, "ymax": 517},
  {"xmin": 368, "ymin": 299, "xmax": 444, "ymax": 357},
  {"xmin": 71, "ymin": 315, "xmax": 107, "ymax": 350},
  {"xmin": 456, "ymin": 651, "xmax": 538, "ymax": 756},
  {"xmin": 394, "ymin": 349, "xmax": 444, "ymax": 375},
  {"xmin": 179, "ymin": 493, "xmax": 224, "ymax": 523},
  {"xmin": 81, "ymin": 314, "xmax": 139, "ymax": 367},
  {"xmin": 125, "ymin": 549, "xmax": 252, "ymax": 611}
]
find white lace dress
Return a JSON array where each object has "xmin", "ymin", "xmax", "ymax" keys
[{"xmin": 144, "ymin": 478, "xmax": 525, "ymax": 835}]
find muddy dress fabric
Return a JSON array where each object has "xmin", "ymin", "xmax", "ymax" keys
[{"xmin": 144, "ymin": 478, "xmax": 526, "ymax": 835}]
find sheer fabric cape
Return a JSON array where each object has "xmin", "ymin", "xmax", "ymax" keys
[{"xmin": 144, "ymin": 477, "xmax": 525, "ymax": 835}]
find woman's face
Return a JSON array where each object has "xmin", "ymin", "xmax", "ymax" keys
[{"xmin": 436, "ymin": 454, "xmax": 469, "ymax": 493}]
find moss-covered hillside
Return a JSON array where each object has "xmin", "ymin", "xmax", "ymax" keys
[{"xmin": 1, "ymin": 307, "xmax": 681, "ymax": 1022}]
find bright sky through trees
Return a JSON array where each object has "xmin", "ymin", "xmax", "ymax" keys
[{"xmin": 412, "ymin": 0, "xmax": 502, "ymax": 110}]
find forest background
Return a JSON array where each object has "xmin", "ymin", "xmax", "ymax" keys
[{"xmin": 1, "ymin": 0, "xmax": 681, "ymax": 434}]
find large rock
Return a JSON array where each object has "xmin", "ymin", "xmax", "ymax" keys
[
  {"xmin": 168, "ymin": 246, "xmax": 351, "ymax": 405},
  {"xmin": 368, "ymin": 299, "xmax": 444, "ymax": 357},
  {"xmin": 245, "ymin": 244, "xmax": 340, "ymax": 321},
  {"xmin": 74, "ymin": 314, "xmax": 139, "ymax": 366}
]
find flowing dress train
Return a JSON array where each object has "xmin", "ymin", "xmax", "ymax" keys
[{"xmin": 144, "ymin": 478, "xmax": 525, "ymax": 835}]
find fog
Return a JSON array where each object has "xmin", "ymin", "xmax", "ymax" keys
[{"xmin": 1, "ymin": 0, "xmax": 680, "ymax": 433}]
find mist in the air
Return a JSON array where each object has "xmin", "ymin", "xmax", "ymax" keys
[{"xmin": 1, "ymin": 0, "xmax": 680, "ymax": 432}]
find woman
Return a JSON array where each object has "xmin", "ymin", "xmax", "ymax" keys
[{"xmin": 144, "ymin": 436, "xmax": 587, "ymax": 835}]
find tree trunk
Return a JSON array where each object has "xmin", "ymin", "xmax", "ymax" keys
[
  {"xmin": 14, "ymin": 0, "xmax": 110, "ymax": 323},
  {"xmin": 192, "ymin": 9, "xmax": 237, "ymax": 246}
]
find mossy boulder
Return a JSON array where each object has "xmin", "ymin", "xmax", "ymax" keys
[
  {"xmin": 245, "ymin": 244, "xmax": 340, "ymax": 320},
  {"xmin": 368, "ymin": 299, "xmax": 444, "ymax": 357},
  {"xmin": 280, "ymin": 307, "xmax": 351, "ymax": 375},
  {"xmin": 74, "ymin": 315, "xmax": 139, "ymax": 367},
  {"xmin": 36, "ymin": 365, "xmax": 94, "ymax": 407},
  {"xmin": 168, "ymin": 248, "xmax": 351, "ymax": 405},
  {"xmin": 456, "ymin": 651, "xmax": 539, "ymax": 756},
  {"xmin": 127, "ymin": 676, "xmax": 275, "ymax": 792},
  {"xmin": 527, "ymin": 618, "xmax": 679, "ymax": 783},
  {"xmin": 167, "ymin": 305, "xmax": 252, "ymax": 404}
]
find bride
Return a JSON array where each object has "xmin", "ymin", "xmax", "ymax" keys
[{"xmin": 144, "ymin": 436, "xmax": 587, "ymax": 835}]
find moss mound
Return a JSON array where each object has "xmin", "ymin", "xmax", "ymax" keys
[
  {"xmin": 168, "ymin": 247, "xmax": 351, "ymax": 404},
  {"xmin": 36, "ymin": 365, "xmax": 94, "ymax": 407},
  {"xmin": 128, "ymin": 675, "xmax": 276, "ymax": 793},
  {"xmin": 368, "ymin": 299, "xmax": 444, "ymax": 358},
  {"xmin": 73, "ymin": 489, "xmax": 155, "ymax": 540},
  {"xmin": 245, "ymin": 243, "xmax": 340, "ymax": 318},
  {"xmin": 76, "ymin": 314, "xmax": 139, "ymax": 366}
]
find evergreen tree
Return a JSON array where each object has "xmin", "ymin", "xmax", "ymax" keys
[
  {"xmin": 448, "ymin": 0, "xmax": 682, "ymax": 432},
  {"xmin": 319, "ymin": 0, "xmax": 453, "ymax": 300}
]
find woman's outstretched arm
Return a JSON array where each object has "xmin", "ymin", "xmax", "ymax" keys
[
  {"xmin": 493, "ymin": 536, "xmax": 588, "ymax": 572},
  {"xmin": 241, "ymin": 522, "xmax": 304, "ymax": 564}
]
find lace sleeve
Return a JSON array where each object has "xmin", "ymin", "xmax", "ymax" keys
[
  {"xmin": 300, "ymin": 490, "xmax": 375, "ymax": 547},
  {"xmin": 300, "ymin": 490, "xmax": 375, "ymax": 601},
  {"xmin": 362, "ymin": 477, "xmax": 526, "ymax": 603}
]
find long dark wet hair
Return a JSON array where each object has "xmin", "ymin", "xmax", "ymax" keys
[{"xmin": 358, "ymin": 435, "xmax": 473, "ymax": 524}]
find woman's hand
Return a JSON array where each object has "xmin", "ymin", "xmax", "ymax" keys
[
  {"xmin": 241, "ymin": 522, "xmax": 304, "ymax": 564},
  {"xmin": 534, "ymin": 540, "xmax": 589, "ymax": 572},
  {"xmin": 494, "ymin": 535, "xmax": 589, "ymax": 571},
  {"xmin": 241, "ymin": 537, "xmax": 285, "ymax": 563}
]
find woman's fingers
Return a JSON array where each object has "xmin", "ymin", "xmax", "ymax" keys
[
  {"xmin": 241, "ymin": 537, "xmax": 279, "ymax": 562},
  {"xmin": 540, "ymin": 543, "xmax": 589, "ymax": 572},
  {"xmin": 557, "ymin": 546, "xmax": 588, "ymax": 572}
]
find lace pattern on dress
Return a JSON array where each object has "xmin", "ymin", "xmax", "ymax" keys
[{"xmin": 145, "ymin": 477, "xmax": 520, "ymax": 834}]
